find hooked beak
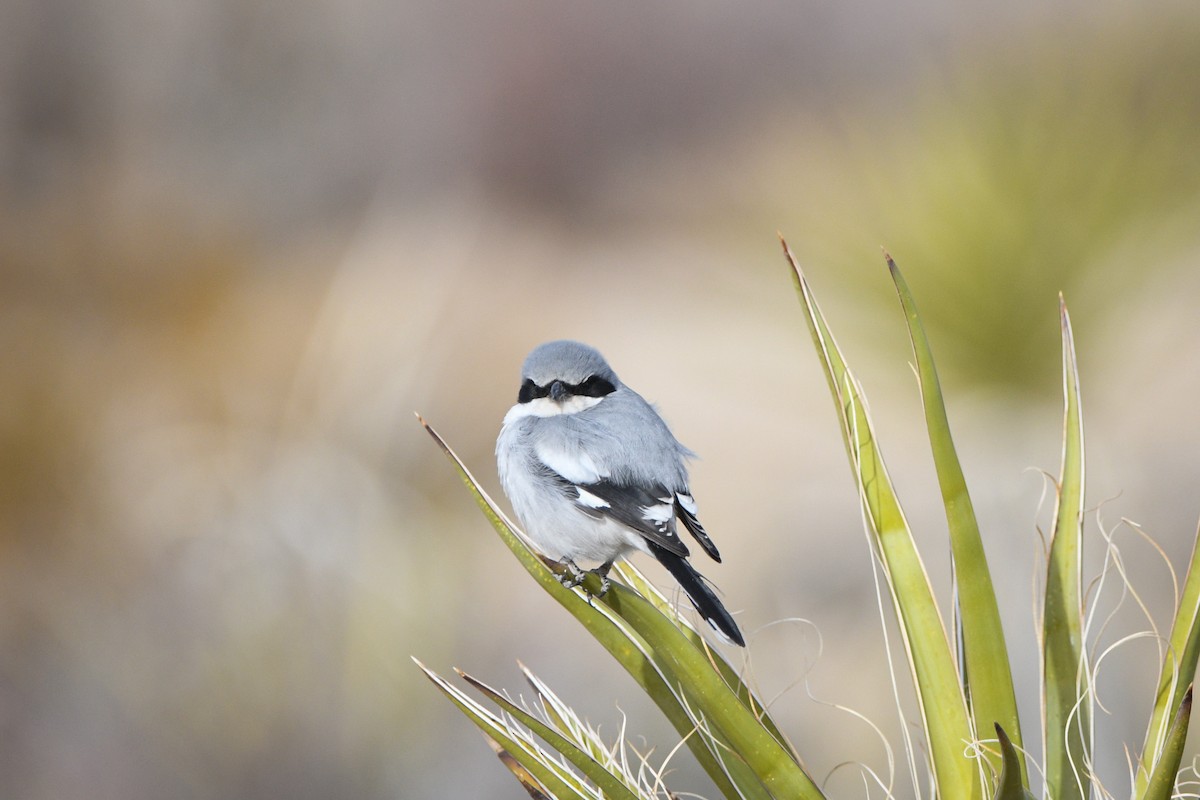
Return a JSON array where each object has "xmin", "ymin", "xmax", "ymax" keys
[{"xmin": 548, "ymin": 380, "xmax": 569, "ymax": 401}]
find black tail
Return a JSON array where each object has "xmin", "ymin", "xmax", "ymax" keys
[{"xmin": 648, "ymin": 542, "xmax": 745, "ymax": 647}]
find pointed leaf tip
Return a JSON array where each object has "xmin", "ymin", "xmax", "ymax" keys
[
  {"xmin": 420, "ymin": 417, "xmax": 456, "ymax": 458},
  {"xmin": 993, "ymin": 724, "xmax": 1034, "ymax": 800},
  {"xmin": 1059, "ymin": 296, "xmax": 1074, "ymax": 332}
]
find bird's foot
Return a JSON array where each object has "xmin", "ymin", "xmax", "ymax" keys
[
  {"xmin": 558, "ymin": 560, "xmax": 587, "ymax": 589},
  {"xmin": 593, "ymin": 560, "xmax": 614, "ymax": 597},
  {"xmin": 557, "ymin": 560, "xmax": 614, "ymax": 597}
]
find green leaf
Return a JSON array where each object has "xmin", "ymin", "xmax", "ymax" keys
[
  {"xmin": 418, "ymin": 417, "xmax": 802, "ymax": 799},
  {"xmin": 612, "ymin": 561, "xmax": 801, "ymax": 762},
  {"xmin": 1141, "ymin": 686, "xmax": 1193, "ymax": 800},
  {"xmin": 782, "ymin": 238, "xmax": 979, "ymax": 800},
  {"xmin": 599, "ymin": 565, "xmax": 824, "ymax": 798},
  {"xmin": 606, "ymin": 561, "xmax": 806, "ymax": 798},
  {"xmin": 1040, "ymin": 297, "xmax": 1092, "ymax": 800},
  {"xmin": 457, "ymin": 669, "xmax": 642, "ymax": 800},
  {"xmin": 485, "ymin": 736, "xmax": 556, "ymax": 800},
  {"xmin": 415, "ymin": 659, "xmax": 593, "ymax": 799},
  {"xmin": 991, "ymin": 725, "xmax": 1036, "ymax": 800},
  {"xmin": 1136, "ymin": 526, "xmax": 1200, "ymax": 796},
  {"xmin": 889, "ymin": 253, "xmax": 1025, "ymax": 784}
]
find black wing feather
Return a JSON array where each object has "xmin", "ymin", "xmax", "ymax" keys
[
  {"xmin": 675, "ymin": 497, "xmax": 721, "ymax": 562},
  {"xmin": 567, "ymin": 478, "xmax": 690, "ymax": 558}
]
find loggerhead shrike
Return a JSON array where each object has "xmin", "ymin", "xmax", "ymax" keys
[{"xmin": 496, "ymin": 340, "xmax": 744, "ymax": 647}]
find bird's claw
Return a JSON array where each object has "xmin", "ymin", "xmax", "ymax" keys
[
  {"xmin": 593, "ymin": 560, "xmax": 614, "ymax": 597},
  {"xmin": 558, "ymin": 560, "xmax": 587, "ymax": 589},
  {"xmin": 557, "ymin": 559, "xmax": 613, "ymax": 597}
]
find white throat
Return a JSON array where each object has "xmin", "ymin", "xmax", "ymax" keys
[{"xmin": 504, "ymin": 394, "xmax": 605, "ymax": 422}]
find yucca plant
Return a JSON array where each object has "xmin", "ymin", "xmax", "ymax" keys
[{"xmin": 415, "ymin": 237, "xmax": 1200, "ymax": 799}]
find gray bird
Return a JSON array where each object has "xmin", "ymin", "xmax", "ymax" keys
[{"xmin": 496, "ymin": 340, "xmax": 744, "ymax": 647}]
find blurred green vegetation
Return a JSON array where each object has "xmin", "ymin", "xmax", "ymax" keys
[
  {"xmin": 872, "ymin": 20, "xmax": 1200, "ymax": 388},
  {"xmin": 736, "ymin": 13, "xmax": 1200, "ymax": 391}
]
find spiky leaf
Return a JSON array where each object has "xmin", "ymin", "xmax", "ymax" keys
[
  {"xmin": 991, "ymin": 724, "xmax": 1036, "ymax": 800},
  {"xmin": 889, "ymin": 254, "xmax": 1025, "ymax": 783},
  {"xmin": 459, "ymin": 669, "xmax": 642, "ymax": 800},
  {"xmin": 416, "ymin": 659, "xmax": 594, "ymax": 799},
  {"xmin": 782, "ymin": 238, "xmax": 979, "ymax": 799},
  {"xmin": 1136, "ymin": 526, "xmax": 1200, "ymax": 797},
  {"xmin": 1041, "ymin": 298, "xmax": 1092, "ymax": 800}
]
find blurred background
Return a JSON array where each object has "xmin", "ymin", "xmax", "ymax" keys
[{"xmin": 3, "ymin": 0, "xmax": 1200, "ymax": 797}]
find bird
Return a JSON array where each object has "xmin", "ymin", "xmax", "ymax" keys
[{"xmin": 496, "ymin": 340, "xmax": 744, "ymax": 647}]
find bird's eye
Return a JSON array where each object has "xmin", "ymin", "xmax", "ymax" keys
[
  {"xmin": 518, "ymin": 379, "xmax": 550, "ymax": 403},
  {"xmin": 575, "ymin": 375, "xmax": 616, "ymax": 398}
]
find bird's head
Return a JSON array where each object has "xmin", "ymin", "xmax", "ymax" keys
[{"xmin": 514, "ymin": 340, "xmax": 619, "ymax": 417}]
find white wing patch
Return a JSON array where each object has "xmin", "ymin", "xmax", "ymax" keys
[
  {"xmin": 640, "ymin": 502, "xmax": 674, "ymax": 525},
  {"xmin": 575, "ymin": 488, "xmax": 610, "ymax": 509},
  {"xmin": 534, "ymin": 439, "xmax": 606, "ymax": 484},
  {"xmin": 676, "ymin": 492, "xmax": 698, "ymax": 514}
]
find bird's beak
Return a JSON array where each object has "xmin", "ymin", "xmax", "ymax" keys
[{"xmin": 548, "ymin": 380, "xmax": 569, "ymax": 401}]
